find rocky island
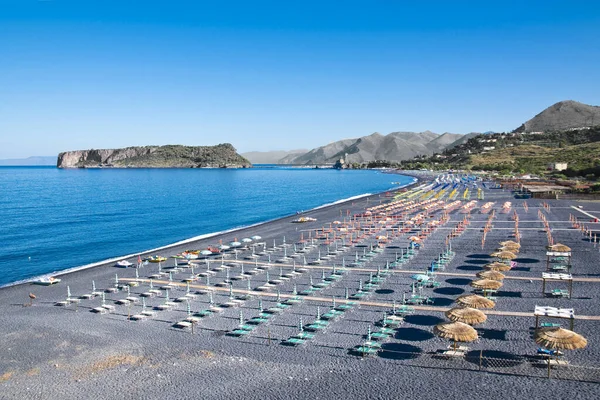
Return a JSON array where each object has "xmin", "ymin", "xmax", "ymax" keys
[{"xmin": 57, "ymin": 144, "xmax": 252, "ymax": 169}]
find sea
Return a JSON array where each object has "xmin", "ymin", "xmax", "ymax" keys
[{"xmin": 0, "ymin": 166, "xmax": 414, "ymax": 287}]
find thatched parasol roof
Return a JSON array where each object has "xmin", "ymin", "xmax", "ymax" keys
[
  {"xmin": 434, "ymin": 321, "xmax": 479, "ymax": 342},
  {"xmin": 456, "ymin": 294, "xmax": 495, "ymax": 309},
  {"xmin": 500, "ymin": 241, "xmax": 520, "ymax": 248},
  {"xmin": 476, "ymin": 270, "xmax": 505, "ymax": 281},
  {"xmin": 470, "ymin": 279, "xmax": 503, "ymax": 290},
  {"xmin": 490, "ymin": 251, "xmax": 517, "ymax": 260},
  {"xmin": 497, "ymin": 246, "xmax": 519, "ymax": 254},
  {"xmin": 483, "ymin": 262, "xmax": 512, "ymax": 272},
  {"xmin": 535, "ymin": 327, "xmax": 587, "ymax": 350},
  {"xmin": 550, "ymin": 243, "xmax": 572, "ymax": 252},
  {"xmin": 445, "ymin": 307, "xmax": 487, "ymax": 325}
]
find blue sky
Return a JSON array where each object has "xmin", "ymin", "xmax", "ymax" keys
[{"xmin": 1, "ymin": 0, "xmax": 600, "ymax": 158}]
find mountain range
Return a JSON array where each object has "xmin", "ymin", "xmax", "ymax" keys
[{"xmin": 243, "ymin": 100, "xmax": 599, "ymax": 165}]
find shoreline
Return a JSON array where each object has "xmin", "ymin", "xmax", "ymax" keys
[{"xmin": 0, "ymin": 174, "xmax": 418, "ymax": 290}]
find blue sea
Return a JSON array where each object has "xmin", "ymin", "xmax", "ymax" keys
[{"xmin": 0, "ymin": 166, "xmax": 413, "ymax": 287}]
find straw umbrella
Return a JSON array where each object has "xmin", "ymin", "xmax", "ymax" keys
[
  {"xmin": 476, "ymin": 270, "xmax": 506, "ymax": 281},
  {"xmin": 535, "ymin": 327, "xmax": 587, "ymax": 350},
  {"xmin": 455, "ymin": 294, "xmax": 495, "ymax": 309},
  {"xmin": 470, "ymin": 279, "xmax": 503, "ymax": 290},
  {"xmin": 500, "ymin": 240, "xmax": 520, "ymax": 248},
  {"xmin": 550, "ymin": 243, "xmax": 571, "ymax": 252},
  {"xmin": 483, "ymin": 262, "xmax": 512, "ymax": 272},
  {"xmin": 490, "ymin": 251, "xmax": 517, "ymax": 260},
  {"xmin": 445, "ymin": 307, "xmax": 487, "ymax": 325},
  {"xmin": 497, "ymin": 246, "xmax": 519, "ymax": 254},
  {"xmin": 434, "ymin": 321, "xmax": 478, "ymax": 350}
]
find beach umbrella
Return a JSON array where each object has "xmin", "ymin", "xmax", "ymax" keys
[
  {"xmin": 67, "ymin": 286, "xmax": 72, "ymax": 299},
  {"xmin": 115, "ymin": 274, "xmax": 119, "ymax": 288},
  {"xmin": 135, "ymin": 268, "xmax": 139, "ymax": 279},
  {"xmin": 490, "ymin": 251, "xmax": 517, "ymax": 260},
  {"xmin": 299, "ymin": 317, "xmax": 304, "ymax": 331},
  {"xmin": 483, "ymin": 262, "xmax": 512, "ymax": 272},
  {"xmin": 276, "ymin": 290, "xmax": 281, "ymax": 303},
  {"xmin": 229, "ymin": 241, "xmax": 242, "ymax": 247},
  {"xmin": 535, "ymin": 327, "xmax": 587, "ymax": 350},
  {"xmin": 102, "ymin": 292, "xmax": 106, "ymax": 306},
  {"xmin": 470, "ymin": 279, "xmax": 503, "ymax": 290},
  {"xmin": 219, "ymin": 245, "xmax": 230, "ymax": 251},
  {"xmin": 408, "ymin": 236, "xmax": 421, "ymax": 242},
  {"xmin": 434, "ymin": 321, "xmax": 478, "ymax": 350},
  {"xmin": 200, "ymin": 250, "xmax": 213, "ymax": 256},
  {"xmin": 550, "ymin": 243, "xmax": 572, "ymax": 252},
  {"xmin": 239, "ymin": 310, "xmax": 244, "ymax": 325},
  {"xmin": 455, "ymin": 294, "xmax": 495, "ymax": 309},
  {"xmin": 209, "ymin": 291, "xmax": 214, "ymax": 305},
  {"xmin": 142, "ymin": 297, "xmax": 146, "ymax": 311},
  {"xmin": 497, "ymin": 246, "xmax": 519, "ymax": 254},
  {"xmin": 500, "ymin": 241, "xmax": 520, "ymax": 248},
  {"xmin": 251, "ymin": 235, "xmax": 262, "ymax": 241},
  {"xmin": 149, "ymin": 279, "xmax": 154, "ymax": 289},
  {"xmin": 241, "ymin": 238, "xmax": 253, "ymax": 243},
  {"xmin": 92, "ymin": 281, "xmax": 96, "ymax": 293},
  {"xmin": 332, "ymin": 296, "xmax": 336, "ymax": 308},
  {"xmin": 476, "ymin": 270, "xmax": 506, "ymax": 281},
  {"xmin": 187, "ymin": 300, "xmax": 192, "ymax": 316},
  {"xmin": 247, "ymin": 279, "xmax": 252, "ymax": 291},
  {"xmin": 316, "ymin": 306, "xmax": 321, "ymax": 320},
  {"xmin": 165, "ymin": 289, "xmax": 170, "ymax": 303},
  {"xmin": 206, "ymin": 275, "xmax": 211, "ymax": 285},
  {"xmin": 445, "ymin": 307, "xmax": 487, "ymax": 325}
]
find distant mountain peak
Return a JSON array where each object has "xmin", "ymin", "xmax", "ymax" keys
[{"xmin": 514, "ymin": 100, "xmax": 600, "ymax": 133}]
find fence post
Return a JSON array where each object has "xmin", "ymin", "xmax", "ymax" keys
[
  {"xmin": 479, "ymin": 350, "xmax": 483, "ymax": 371},
  {"xmin": 548, "ymin": 359, "xmax": 552, "ymax": 379}
]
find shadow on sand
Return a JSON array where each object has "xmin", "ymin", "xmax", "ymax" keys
[
  {"xmin": 446, "ymin": 278, "xmax": 472, "ymax": 286},
  {"xmin": 378, "ymin": 343, "xmax": 422, "ymax": 360},
  {"xmin": 404, "ymin": 315, "xmax": 445, "ymax": 326},
  {"xmin": 433, "ymin": 287, "xmax": 465, "ymax": 296},
  {"xmin": 456, "ymin": 265, "xmax": 481, "ymax": 271},
  {"xmin": 394, "ymin": 327, "xmax": 435, "ymax": 342}
]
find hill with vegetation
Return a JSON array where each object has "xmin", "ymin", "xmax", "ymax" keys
[
  {"xmin": 57, "ymin": 144, "xmax": 251, "ymax": 168},
  {"xmin": 392, "ymin": 126, "xmax": 600, "ymax": 179}
]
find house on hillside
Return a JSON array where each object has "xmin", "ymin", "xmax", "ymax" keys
[{"xmin": 548, "ymin": 162, "xmax": 568, "ymax": 171}]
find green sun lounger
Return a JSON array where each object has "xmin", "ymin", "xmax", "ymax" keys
[
  {"xmin": 356, "ymin": 346, "xmax": 378, "ymax": 356},
  {"xmin": 284, "ymin": 337, "xmax": 306, "ymax": 346}
]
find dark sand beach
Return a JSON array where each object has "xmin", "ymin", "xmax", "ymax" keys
[{"xmin": 2, "ymin": 176, "xmax": 600, "ymax": 400}]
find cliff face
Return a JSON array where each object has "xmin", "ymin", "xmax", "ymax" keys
[{"xmin": 57, "ymin": 144, "xmax": 252, "ymax": 169}]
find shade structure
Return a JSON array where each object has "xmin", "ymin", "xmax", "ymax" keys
[
  {"xmin": 497, "ymin": 246, "xmax": 519, "ymax": 254},
  {"xmin": 490, "ymin": 251, "xmax": 517, "ymax": 260},
  {"xmin": 408, "ymin": 236, "xmax": 422, "ymax": 242},
  {"xmin": 483, "ymin": 262, "xmax": 512, "ymax": 272},
  {"xmin": 550, "ymin": 243, "xmax": 572, "ymax": 252},
  {"xmin": 470, "ymin": 279, "xmax": 503, "ymax": 290},
  {"xmin": 476, "ymin": 270, "xmax": 505, "ymax": 281},
  {"xmin": 434, "ymin": 321, "xmax": 478, "ymax": 349},
  {"xmin": 455, "ymin": 294, "xmax": 495, "ymax": 309},
  {"xmin": 500, "ymin": 241, "xmax": 521, "ymax": 248},
  {"xmin": 445, "ymin": 307, "xmax": 487, "ymax": 325},
  {"xmin": 535, "ymin": 327, "xmax": 587, "ymax": 350}
]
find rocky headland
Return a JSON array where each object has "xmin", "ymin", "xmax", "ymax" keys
[{"xmin": 57, "ymin": 144, "xmax": 252, "ymax": 169}]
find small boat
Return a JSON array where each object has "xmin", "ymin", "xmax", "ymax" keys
[
  {"xmin": 33, "ymin": 276, "xmax": 61, "ymax": 286},
  {"xmin": 115, "ymin": 260, "xmax": 134, "ymax": 268}
]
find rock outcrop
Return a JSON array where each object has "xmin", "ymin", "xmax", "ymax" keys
[{"xmin": 57, "ymin": 144, "xmax": 251, "ymax": 169}]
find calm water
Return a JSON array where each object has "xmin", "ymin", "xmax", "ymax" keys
[{"xmin": 0, "ymin": 166, "xmax": 413, "ymax": 286}]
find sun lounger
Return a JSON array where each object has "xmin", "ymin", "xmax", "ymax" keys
[
  {"xmin": 295, "ymin": 331, "xmax": 315, "ymax": 340},
  {"xmin": 356, "ymin": 346, "xmax": 378, "ymax": 356},
  {"xmin": 442, "ymin": 350, "xmax": 465, "ymax": 358},
  {"xmin": 540, "ymin": 322, "xmax": 561, "ymax": 328},
  {"xmin": 283, "ymin": 337, "xmax": 306, "ymax": 346},
  {"xmin": 447, "ymin": 345, "xmax": 469, "ymax": 352},
  {"xmin": 545, "ymin": 359, "xmax": 570, "ymax": 367}
]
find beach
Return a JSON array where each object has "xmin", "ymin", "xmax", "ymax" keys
[{"xmin": 1, "ymin": 177, "xmax": 600, "ymax": 400}]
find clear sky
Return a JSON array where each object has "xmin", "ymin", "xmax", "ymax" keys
[{"xmin": 1, "ymin": 0, "xmax": 600, "ymax": 158}]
